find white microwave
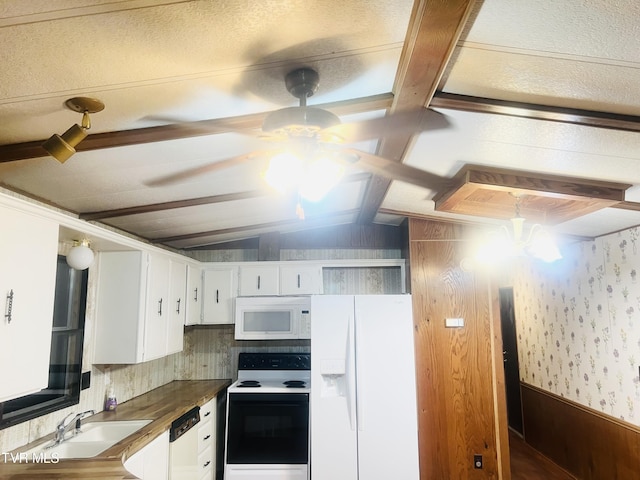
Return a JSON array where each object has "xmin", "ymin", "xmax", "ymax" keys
[{"xmin": 235, "ymin": 296, "xmax": 311, "ymax": 340}]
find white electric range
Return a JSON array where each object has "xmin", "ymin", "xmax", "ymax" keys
[{"xmin": 224, "ymin": 352, "xmax": 311, "ymax": 480}]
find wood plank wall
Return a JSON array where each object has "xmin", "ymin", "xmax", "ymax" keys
[
  {"xmin": 521, "ymin": 383, "xmax": 640, "ymax": 480},
  {"xmin": 408, "ymin": 218, "xmax": 510, "ymax": 479}
]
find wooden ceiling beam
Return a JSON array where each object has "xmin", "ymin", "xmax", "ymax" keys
[
  {"xmin": 431, "ymin": 92, "xmax": 640, "ymax": 133},
  {"xmin": 357, "ymin": 0, "xmax": 478, "ymax": 224},
  {"xmin": 151, "ymin": 209, "xmax": 360, "ymax": 246},
  {"xmin": 79, "ymin": 172, "xmax": 370, "ymax": 221},
  {"xmin": 0, "ymin": 94, "xmax": 393, "ymax": 163}
]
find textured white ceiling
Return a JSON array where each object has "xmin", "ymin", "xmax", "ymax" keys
[{"xmin": 1, "ymin": 0, "xmax": 639, "ymax": 248}]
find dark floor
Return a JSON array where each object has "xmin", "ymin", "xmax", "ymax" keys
[{"xmin": 509, "ymin": 431, "xmax": 576, "ymax": 480}]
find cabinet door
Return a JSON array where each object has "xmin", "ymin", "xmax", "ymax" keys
[
  {"xmin": 0, "ymin": 206, "xmax": 58, "ymax": 402},
  {"xmin": 125, "ymin": 430, "xmax": 169, "ymax": 480},
  {"xmin": 186, "ymin": 265, "xmax": 203, "ymax": 325},
  {"xmin": 166, "ymin": 259, "xmax": 187, "ymax": 355},
  {"xmin": 144, "ymin": 252, "xmax": 171, "ymax": 361},
  {"xmin": 202, "ymin": 267, "xmax": 237, "ymax": 324},
  {"xmin": 280, "ymin": 264, "xmax": 323, "ymax": 295},
  {"xmin": 238, "ymin": 265, "xmax": 279, "ymax": 296},
  {"xmin": 94, "ymin": 251, "xmax": 147, "ymax": 364}
]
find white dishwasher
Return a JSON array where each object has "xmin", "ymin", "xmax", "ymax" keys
[{"xmin": 169, "ymin": 406, "xmax": 201, "ymax": 479}]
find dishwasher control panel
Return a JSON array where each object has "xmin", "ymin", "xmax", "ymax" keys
[{"xmin": 169, "ymin": 406, "xmax": 200, "ymax": 442}]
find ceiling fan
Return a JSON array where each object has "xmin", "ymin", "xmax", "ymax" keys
[{"xmin": 147, "ymin": 67, "xmax": 451, "ymax": 200}]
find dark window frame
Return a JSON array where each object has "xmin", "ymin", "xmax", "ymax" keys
[{"xmin": 0, "ymin": 255, "xmax": 88, "ymax": 429}]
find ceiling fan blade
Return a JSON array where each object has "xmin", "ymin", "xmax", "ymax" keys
[
  {"xmin": 146, "ymin": 151, "xmax": 271, "ymax": 187},
  {"xmin": 344, "ymin": 148, "xmax": 450, "ymax": 191},
  {"xmin": 321, "ymin": 108, "xmax": 450, "ymax": 144}
]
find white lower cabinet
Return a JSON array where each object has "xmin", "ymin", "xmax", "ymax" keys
[
  {"xmin": 197, "ymin": 399, "xmax": 216, "ymax": 479},
  {"xmin": 125, "ymin": 430, "xmax": 169, "ymax": 480},
  {"xmin": 94, "ymin": 250, "xmax": 184, "ymax": 364},
  {"xmin": 169, "ymin": 398, "xmax": 216, "ymax": 479},
  {"xmin": 0, "ymin": 204, "xmax": 58, "ymax": 403}
]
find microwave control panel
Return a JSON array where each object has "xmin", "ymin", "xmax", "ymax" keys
[{"xmin": 299, "ymin": 309, "xmax": 311, "ymax": 339}]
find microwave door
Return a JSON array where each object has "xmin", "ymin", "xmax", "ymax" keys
[{"xmin": 237, "ymin": 309, "xmax": 297, "ymax": 339}]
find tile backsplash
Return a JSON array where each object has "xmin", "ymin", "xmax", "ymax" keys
[{"xmin": 514, "ymin": 227, "xmax": 640, "ymax": 426}]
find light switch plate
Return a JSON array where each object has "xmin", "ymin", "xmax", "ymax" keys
[{"xmin": 445, "ymin": 318, "xmax": 464, "ymax": 328}]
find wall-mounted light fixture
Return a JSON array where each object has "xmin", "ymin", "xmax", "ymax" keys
[
  {"xmin": 475, "ymin": 194, "xmax": 562, "ymax": 264},
  {"xmin": 42, "ymin": 97, "xmax": 104, "ymax": 163},
  {"xmin": 66, "ymin": 239, "xmax": 95, "ymax": 270}
]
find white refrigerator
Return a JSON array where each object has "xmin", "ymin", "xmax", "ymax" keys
[{"xmin": 310, "ymin": 295, "xmax": 420, "ymax": 479}]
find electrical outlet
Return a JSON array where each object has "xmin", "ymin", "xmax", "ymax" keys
[{"xmin": 474, "ymin": 454, "xmax": 483, "ymax": 469}]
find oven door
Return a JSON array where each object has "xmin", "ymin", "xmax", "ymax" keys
[{"xmin": 226, "ymin": 392, "xmax": 309, "ymax": 465}]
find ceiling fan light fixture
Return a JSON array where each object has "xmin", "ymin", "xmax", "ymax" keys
[
  {"xmin": 263, "ymin": 152, "xmax": 305, "ymax": 193},
  {"xmin": 299, "ymin": 156, "xmax": 345, "ymax": 202}
]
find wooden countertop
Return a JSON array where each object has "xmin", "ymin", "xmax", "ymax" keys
[{"xmin": 0, "ymin": 379, "xmax": 231, "ymax": 480}]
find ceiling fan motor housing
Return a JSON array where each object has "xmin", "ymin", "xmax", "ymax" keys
[
  {"xmin": 285, "ymin": 68, "xmax": 320, "ymax": 99},
  {"xmin": 262, "ymin": 67, "xmax": 341, "ymax": 135}
]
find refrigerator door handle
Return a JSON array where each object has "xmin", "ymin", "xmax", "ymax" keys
[
  {"xmin": 354, "ymin": 307, "xmax": 365, "ymax": 432},
  {"xmin": 346, "ymin": 312, "xmax": 357, "ymax": 431}
]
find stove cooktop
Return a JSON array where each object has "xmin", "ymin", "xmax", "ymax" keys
[{"xmin": 230, "ymin": 352, "xmax": 311, "ymax": 394}]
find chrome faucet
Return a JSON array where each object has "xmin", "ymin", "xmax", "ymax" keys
[{"xmin": 51, "ymin": 410, "xmax": 95, "ymax": 445}]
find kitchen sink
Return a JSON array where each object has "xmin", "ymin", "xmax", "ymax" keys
[{"xmin": 26, "ymin": 419, "xmax": 153, "ymax": 459}]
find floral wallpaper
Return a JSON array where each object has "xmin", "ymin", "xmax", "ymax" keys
[{"xmin": 514, "ymin": 226, "xmax": 640, "ymax": 426}]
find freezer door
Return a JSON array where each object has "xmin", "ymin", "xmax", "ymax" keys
[
  {"xmin": 354, "ymin": 295, "xmax": 419, "ymax": 480},
  {"xmin": 310, "ymin": 295, "xmax": 358, "ymax": 480}
]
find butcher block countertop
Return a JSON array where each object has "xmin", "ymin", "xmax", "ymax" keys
[{"xmin": 0, "ymin": 379, "xmax": 231, "ymax": 480}]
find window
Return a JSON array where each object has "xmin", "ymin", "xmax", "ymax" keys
[{"xmin": 0, "ymin": 255, "xmax": 88, "ymax": 429}]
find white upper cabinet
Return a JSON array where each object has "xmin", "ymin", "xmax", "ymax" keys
[
  {"xmin": 202, "ymin": 266, "xmax": 238, "ymax": 324},
  {"xmin": 0, "ymin": 205, "xmax": 58, "ymax": 403},
  {"xmin": 94, "ymin": 250, "xmax": 185, "ymax": 364},
  {"xmin": 238, "ymin": 265, "xmax": 279, "ymax": 296},
  {"xmin": 144, "ymin": 252, "xmax": 171, "ymax": 362},
  {"xmin": 279, "ymin": 264, "xmax": 323, "ymax": 295},
  {"xmin": 185, "ymin": 264, "xmax": 203, "ymax": 326},
  {"xmin": 166, "ymin": 259, "xmax": 187, "ymax": 355}
]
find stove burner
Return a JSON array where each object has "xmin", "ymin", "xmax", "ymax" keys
[
  {"xmin": 284, "ymin": 380, "xmax": 306, "ymax": 388},
  {"xmin": 238, "ymin": 380, "xmax": 260, "ymax": 388}
]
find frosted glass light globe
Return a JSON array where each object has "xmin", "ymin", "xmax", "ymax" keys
[{"xmin": 66, "ymin": 242, "xmax": 95, "ymax": 270}]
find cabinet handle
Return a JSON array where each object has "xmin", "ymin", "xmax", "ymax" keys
[
  {"xmin": 203, "ymin": 434, "xmax": 211, "ymax": 440},
  {"xmin": 216, "ymin": 289, "xmax": 219, "ymax": 304},
  {"xmin": 297, "ymin": 274, "xmax": 301, "ymax": 288},
  {"xmin": 257, "ymin": 275, "xmax": 261, "ymax": 290},
  {"xmin": 176, "ymin": 298, "xmax": 181, "ymax": 314},
  {"xmin": 204, "ymin": 410, "xmax": 211, "ymax": 417},
  {"xmin": 194, "ymin": 287, "xmax": 198, "ymax": 302},
  {"xmin": 5, "ymin": 289, "xmax": 14, "ymax": 324},
  {"xmin": 203, "ymin": 461, "xmax": 211, "ymax": 468},
  {"xmin": 158, "ymin": 298, "xmax": 163, "ymax": 316}
]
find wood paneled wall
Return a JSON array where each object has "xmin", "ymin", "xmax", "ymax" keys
[
  {"xmin": 408, "ymin": 218, "xmax": 510, "ymax": 479},
  {"xmin": 521, "ymin": 383, "xmax": 640, "ymax": 480}
]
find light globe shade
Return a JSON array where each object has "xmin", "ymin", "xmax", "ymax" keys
[{"xmin": 66, "ymin": 242, "xmax": 95, "ymax": 270}]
